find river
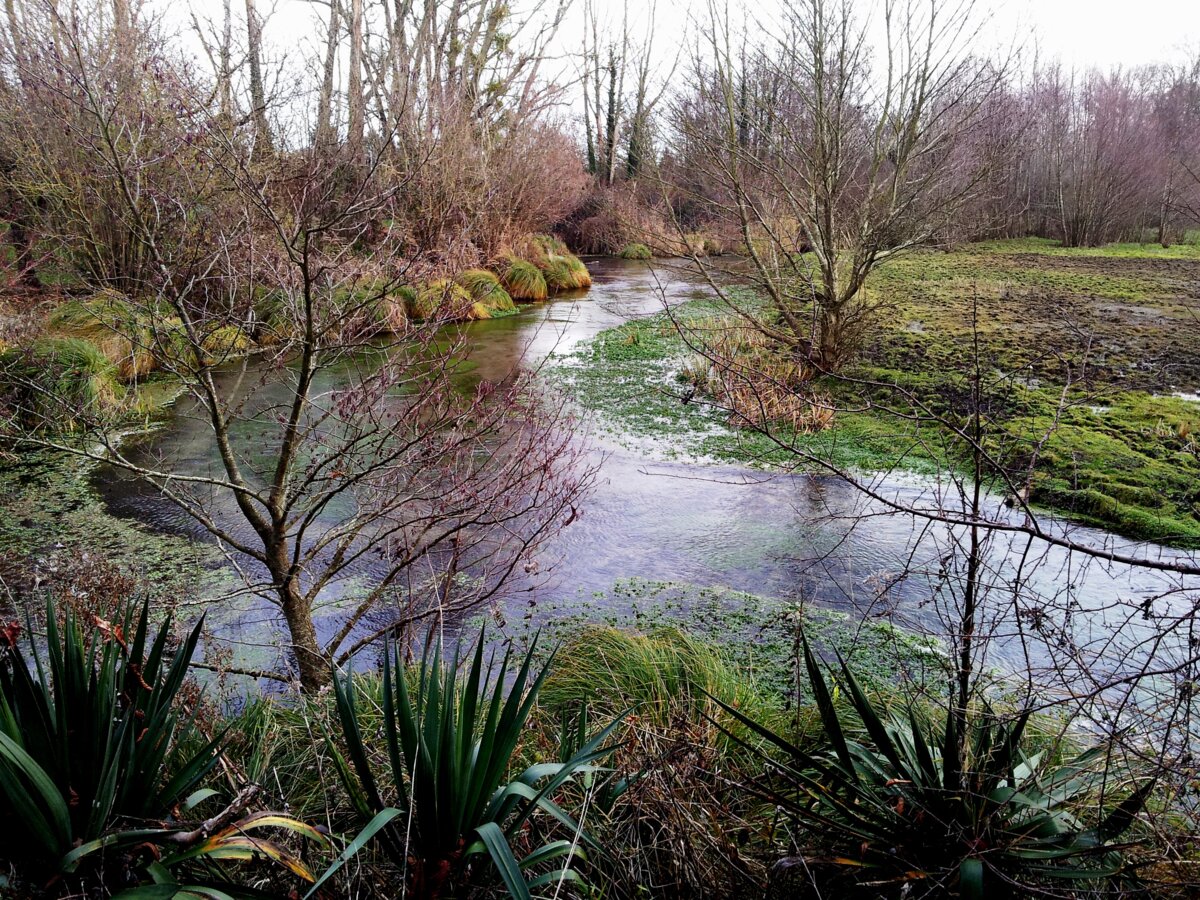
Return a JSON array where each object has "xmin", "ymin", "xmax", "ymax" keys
[{"xmin": 93, "ymin": 258, "xmax": 1200, "ymax": 702}]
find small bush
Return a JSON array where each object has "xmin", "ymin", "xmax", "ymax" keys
[
  {"xmin": 497, "ymin": 254, "xmax": 548, "ymax": 301},
  {"xmin": 620, "ymin": 242, "xmax": 653, "ymax": 260},
  {"xmin": 326, "ymin": 628, "xmax": 620, "ymax": 899}
]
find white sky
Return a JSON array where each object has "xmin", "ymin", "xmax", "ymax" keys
[{"xmin": 174, "ymin": 0, "xmax": 1200, "ymax": 100}]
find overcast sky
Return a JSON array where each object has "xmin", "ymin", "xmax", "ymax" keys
[{"xmin": 176, "ymin": 0, "xmax": 1200, "ymax": 109}]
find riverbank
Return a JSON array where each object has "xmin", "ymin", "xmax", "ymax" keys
[{"xmin": 552, "ymin": 240, "xmax": 1200, "ymax": 547}]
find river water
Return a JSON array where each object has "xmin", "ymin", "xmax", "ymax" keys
[{"xmin": 93, "ymin": 258, "xmax": 1200, "ymax": 699}]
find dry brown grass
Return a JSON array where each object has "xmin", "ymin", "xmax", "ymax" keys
[{"xmin": 679, "ymin": 317, "xmax": 834, "ymax": 433}]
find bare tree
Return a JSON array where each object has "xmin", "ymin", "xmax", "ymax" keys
[
  {"xmin": 671, "ymin": 0, "xmax": 1010, "ymax": 369},
  {"xmin": 0, "ymin": 1, "xmax": 592, "ymax": 691}
]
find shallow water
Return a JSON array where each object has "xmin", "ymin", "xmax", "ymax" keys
[{"xmin": 93, "ymin": 258, "xmax": 1200, "ymax": 692}]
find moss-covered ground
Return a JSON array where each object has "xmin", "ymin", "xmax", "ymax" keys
[{"xmin": 553, "ymin": 239, "xmax": 1200, "ymax": 547}]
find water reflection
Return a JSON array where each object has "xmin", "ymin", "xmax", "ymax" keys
[{"xmin": 93, "ymin": 258, "xmax": 1199, "ymax": 697}]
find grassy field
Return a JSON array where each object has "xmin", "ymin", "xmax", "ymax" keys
[{"xmin": 554, "ymin": 239, "xmax": 1200, "ymax": 547}]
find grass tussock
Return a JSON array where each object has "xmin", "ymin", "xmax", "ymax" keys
[
  {"xmin": 509, "ymin": 234, "xmax": 592, "ymax": 293},
  {"xmin": 620, "ymin": 242, "xmax": 653, "ymax": 260},
  {"xmin": 408, "ymin": 279, "xmax": 473, "ymax": 320},
  {"xmin": 47, "ymin": 290, "xmax": 157, "ymax": 381},
  {"xmin": 200, "ymin": 324, "xmax": 253, "ymax": 362},
  {"xmin": 497, "ymin": 254, "xmax": 549, "ymax": 301},
  {"xmin": 540, "ymin": 625, "xmax": 780, "ymax": 731},
  {"xmin": 457, "ymin": 268, "xmax": 517, "ymax": 319},
  {"xmin": 333, "ymin": 277, "xmax": 410, "ymax": 335},
  {"xmin": 0, "ymin": 335, "xmax": 122, "ymax": 431}
]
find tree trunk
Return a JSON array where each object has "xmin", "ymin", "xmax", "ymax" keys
[
  {"xmin": 244, "ymin": 0, "xmax": 272, "ymax": 153},
  {"xmin": 270, "ymin": 548, "xmax": 330, "ymax": 691},
  {"xmin": 219, "ymin": 0, "xmax": 233, "ymax": 123},
  {"xmin": 315, "ymin": 0, "xmax": 341, "ymax": 147},
  {"xmin": 348, "ymin": 0, "xmax": 364, "ymax": 156}
]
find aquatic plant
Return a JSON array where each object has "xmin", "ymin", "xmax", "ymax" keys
[
  {"xmin": 619, "ymin": 242, "xmax": 653, "ymax": 260},
  {"xmin": 497, "ymin": 254, "xmax": 549, "ymax": 301}
]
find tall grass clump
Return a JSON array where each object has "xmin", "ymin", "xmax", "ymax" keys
[
  {"xmin": 0, "ymin": 336, "xmax": 122, "ymax": 431},
  {"xmin": 497, "ymin": 254, "xmax": 549, "ymax": 302},
  {"xmin": 458, "ymin": 268, "xmax": 517, "ymax": 319},
  {"xmin": 199, "ymin": 323, "xmax": 253, "ymax": 362},
  {"xmin": 540, "ymin": 625, "xmax": 778, "ymax": 730},
  {"xmin": 538, "ymin": 252, "xmax": 591, "ymax": 293},
  {"xmin": 408, "ymin": 279, "xmax": 473, "ymax": 320},
  {"xmin": 512, "ymin": 235, "xmax": 592, "ymax": 293},
  {"xmin": 47, "ymin": 290, "xmax": 156, "ymax": 380},
  {"xmin": 563, "ymin": 253, "xmax": 592, "ymax": 288},
  {"xmin": 541, "ymin": 255, "xmax": 576, "ymax": 292},
  {"xmin": 333, "ymin": 277, "xmax": 409, "ymax": 335},
  {"xmin": 619, "ymin": 243, "xmax": 653, "ymax": 260},
  {"xmin": 539, "ymin": 626, "xmax": 781, "ymax": 896}
]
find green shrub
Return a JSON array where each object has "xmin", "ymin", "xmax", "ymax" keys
[
  {"xmin": 715, "ymin": 638, "xmax": 1152, "ymax": 898},
  {"xmin": 619, "ymin": 243, "xmax": 653, "ymax": 260},
  {"xmin": 497, "ymin": 255, "xmax": 548, "ymax": 302},
  {"xmin": 0, "ymin": 598, "xmax": 221, "ymax": 873},
  {"xmin": 324, "ymin": 628, "xmax": 622, "ymax": 899},
  {"xmin": 0, "ymin": 336, "xmax": 122, "ymax": 431}
]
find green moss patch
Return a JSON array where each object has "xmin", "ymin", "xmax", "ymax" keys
[{"xmin": 553, "ymin": 240, "xmax": 1200, "ymax": 546}]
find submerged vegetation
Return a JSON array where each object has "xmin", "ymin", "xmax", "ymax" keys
[{"xmin": 554, "ymin": 240, "xmax": 1200, "ymax": 547}]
